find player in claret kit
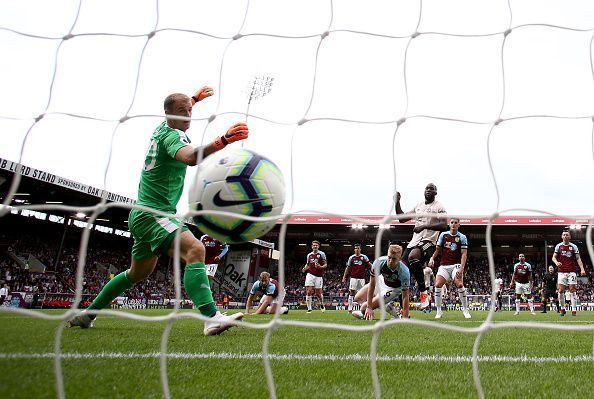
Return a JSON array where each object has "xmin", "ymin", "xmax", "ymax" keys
[
  {"xmin": 509, "ymin": 254, "xmax": 535, "ymax": 315},
  {"xmin": 302, "ymin": 240, "xmax": 328, "ymax": 313},
  {"xmin": 245, "ymin": 272, "xmax": 288, "ymax": 315},
  {"xmin": 428, "ymin": 218, "xmax": 471, "ymax": 319},
  {"xmin": 342, "ymin": 243, "xmax": 372, "ymax": 313},
  {"xmin": 200, "ymin": 234, "xmax": 229, "ymax": 283},
  {"xmin": 68, "ymin": 88, "xmax": 248, "ymax": 336},
  {"xmin": 552, "ymin": 231, "xmax": 587, "ymax": 316}
]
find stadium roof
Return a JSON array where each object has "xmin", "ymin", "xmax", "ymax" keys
[{"xmin": 1, "ymin": 158, "xmax": 592, "ymax": 229}]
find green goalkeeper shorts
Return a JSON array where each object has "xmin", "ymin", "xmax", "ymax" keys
[{"xmin": 128, "ymin": 209, "xmax": 189, "ymax": 260}]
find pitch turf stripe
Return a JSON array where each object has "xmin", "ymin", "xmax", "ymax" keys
[{"xmin": 0, "ymin": 352, "xmax": 592, "ymax": 363}]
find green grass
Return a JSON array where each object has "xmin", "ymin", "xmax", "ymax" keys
[{"xmin": 1, "ymin": 309, "xmax": 593, "ymax": 398}]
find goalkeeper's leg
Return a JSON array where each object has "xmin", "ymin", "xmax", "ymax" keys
[
  {"xmin": 68, "ymin": 256, "xmax": 154, "ymax": 328},
  {"xmin": 173, "ymin": 231, "xmax": 243, "ymax": 335}
]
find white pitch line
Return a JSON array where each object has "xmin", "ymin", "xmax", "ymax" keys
[{"xmin": 0, "ymin": 352, "xmax": 592, "ymax": 363}]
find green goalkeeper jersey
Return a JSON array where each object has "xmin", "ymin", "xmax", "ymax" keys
[{"xmin": 136, "ymin": 121, "xmax": 190, "ymax": 213}]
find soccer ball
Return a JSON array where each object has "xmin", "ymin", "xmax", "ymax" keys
[{"xmin": 189, "ymin": 148, "xmax": 285, "ymax": 243}]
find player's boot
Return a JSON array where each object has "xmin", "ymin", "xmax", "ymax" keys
[
  {"xmin": 514, "ymin": 311, "xmax": 519, "ymax": 315},
  {"xmin": 560, "ymin": 309, "xmax": 565, "ymax": 317},
  {"xmin": 462, "ymin": 310, "xmax": 471, "ymax": 319},
  {"xmin": 203, "ymin": 311, "xmax": 243, "ymax": 336},
  {"xmin": 306, "ymin": 309, "xmax": 313, "ymax": 314},
  {"xmin": 571, "ymin": 310, "xmax": 576, "ymax": 316},
  {"xmin": 419, "ymin": 291, "xmax": 430, "ymax": 310},
  {"xmin": 530, "ymin": 311, "xmax": 536, "ymax": 315},
  {"xmin": 320, "ymin": 305, "xmax": 326, "ymax": 313},
  {"xmin": 67, "ymin": 311, "xmax": 94, "ymax": 329},
  {"xmin": 351, "ymin": 310, "xmax": 364, "ymax": 319},
  {"xmin": 540, "ymin": 309, "xmax": 547, "ymax": 313},
  {"xmin": 434, "ymin": 310, "xmax": 443, "ymax": 319},
  {"xmin": 385, "ymin": 303, "xmax": 400, "ymax": 319},
  {"xmin": 280, "ymin": 306, "xmax": 289, "ymax": 315}
]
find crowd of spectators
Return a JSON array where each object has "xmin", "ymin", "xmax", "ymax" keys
[{"xmin": 1, "ymin": 234, "xmax": 592, "ymax": 308}]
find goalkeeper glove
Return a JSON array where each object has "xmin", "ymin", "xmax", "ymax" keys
[
  {"xmin": 191, "ymin": 86, "xmax": 214, "ymax": 105},
  {"xmin": 212, "ymin": 122, "xmax": 249, "ymax": 150}
]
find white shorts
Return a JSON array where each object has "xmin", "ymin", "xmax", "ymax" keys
[
  {"xmin": 349, "ymin": 278, "xmax": 365, "ymax": 292},
  {"xmin": 558, "ymin": 272, "xmax": 577, "ymax": 286},
  {"xmin": 305, "ymin": 273, "xmax": 323, "ymax": 289},
  {"xmin": 271, "ymin": 289, "xmax": 286, "ymax": 306},
  {"xmin": 514, "ymin": 282, "xmax": 531, "ymax": 295},
  {"xmin": 205, "ymin": 264, "xmax": 218, "ymax": 277},
  {"xmin": 437, "ymin": 264, "xmax": 461, "ymax": 283},
  {"xmin": 374, "ymin": 275, "xmax": 402, "ymax": 303}
]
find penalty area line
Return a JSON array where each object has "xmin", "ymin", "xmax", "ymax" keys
[{"xmin": 0, "ymin": 352, "xmax": 593, "ymax": 363}]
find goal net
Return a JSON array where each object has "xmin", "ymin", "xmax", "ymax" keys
[{"xmin": 1, "ymin": 1, "xmax": 593, "ymax": 398}]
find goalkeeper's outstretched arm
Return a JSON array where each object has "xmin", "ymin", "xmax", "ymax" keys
[{"xmin": 175, "ymin": 122, "xmax": 249, "ymax": 166}]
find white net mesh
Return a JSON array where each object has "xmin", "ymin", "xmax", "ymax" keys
[{"xmin": 1, "ymin": 1, "xmax": 594, "ymax": 398}]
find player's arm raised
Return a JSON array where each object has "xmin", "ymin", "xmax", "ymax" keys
[
  {"xmin": 394, "ymin": 192, "xmax": 414, "ymax": 223},
  {"xmin": 191, "ymin": 86, "xmax": 214, "ymax": 105},
  {"xmin": 176, "ymin": 123, "xmax": 249, "ymax": 166}
]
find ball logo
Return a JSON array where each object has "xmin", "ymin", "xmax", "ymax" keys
[
  {"xmin": 218, "ymin": 157, "xmax": 229, "ymax": 165},
  {"xmin": 212, "ymin": 190, "xmax": 264, "ymax": 207}
]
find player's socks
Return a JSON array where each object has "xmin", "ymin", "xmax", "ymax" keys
[
  {"xmin": 434, "ymin": 287, "xmax": 443, "ymax": 311},
  {"xmin": 319, "ymin": 295, "xmax": 325, "ymax": 311},
  {"xmin": 457, "ymin": 287, "xmax": 468, "ymax": 311},
  {"xmin": 183, "ymin": 263, "xmax": 217, "ymax": 317},
  {"xmin": 348, "ymin": 295, "xmax": 354, "ymax": 311},
  {"xmin": 514, "ymin": 299, "xmax": 520, "ymax": 313},
  {"xmin": 558, "ymin": 292, "xmax": 566, "ymax": 312},
  {"xmin": 528, "ymin": 298, "xmax": 534, "ymax": 312},
  {"xmin": 570, "ymin": 292, "xmax": 577, "ymax": 312},
  {"xmin": 87, "ymin": 270, "xmax": 133, "ymax": 318},
  {"xmin": 408, "ymin": 258, "xmax": 425, "ymax": 292},
  {"xmin": 306, "ymin": 295, "xmax": 313, "ymax": 311}
]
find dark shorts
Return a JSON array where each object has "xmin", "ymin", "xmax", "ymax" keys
[{"xmin": 403, "ymin": 240, "xmax": 436, "ymax": 264}]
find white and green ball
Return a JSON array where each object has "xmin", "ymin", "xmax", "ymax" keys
[{"xmin": 189, "ymin": 148, "xmax": 285, "ymax": 243}]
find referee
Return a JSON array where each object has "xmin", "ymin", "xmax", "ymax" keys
[{"xmin": 540, "ymin": 265, "xmax": 558, "ymax": 313}]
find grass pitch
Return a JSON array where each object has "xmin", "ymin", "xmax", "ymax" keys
[{"xmin": 0, "ymin": 309, "xmax": 593, "ymax": 398}]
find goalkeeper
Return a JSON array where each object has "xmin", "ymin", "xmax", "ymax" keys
[{"xmin": 69, "ymin": 87, "xmax": 248, "ymax": 336}]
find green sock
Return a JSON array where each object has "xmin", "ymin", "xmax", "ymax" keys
[
  {"xmin": 87, "ymin": 271, "xmax": 133, "ymax": 314},
  {"xmin": 184, "ymin": 262, "xmax": 217, "ymax": 317}
]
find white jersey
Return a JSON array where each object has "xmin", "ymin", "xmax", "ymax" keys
[
  {"xmin": 0, "ymin": 287, "xmax": 7, "ymax": 296},
  {"xmin": 423, "ymin": 267, "xmax": 433, "ymax": 287},
  {"xmin": 493, "ymin": 278, "xmax": 503, "ymax": 293},
  {"xmin": 407, "ymin": 200, "xmax": 447, "ymax": 248}
]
